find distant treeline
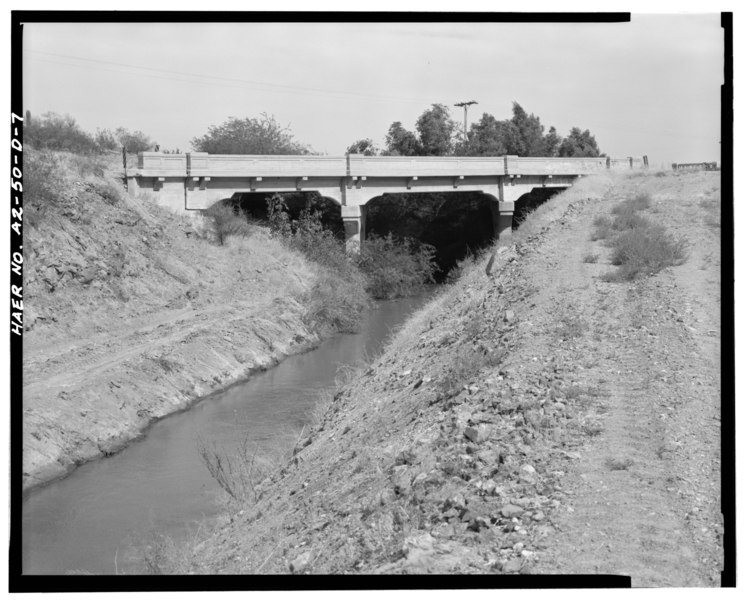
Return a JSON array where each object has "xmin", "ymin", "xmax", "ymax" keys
[
  {"xmin": 346, "ymin": 102, "xmax": 603, "ymax": 158},
  {"xmin": 25, "ymin": 102, "xmax": 603, "ymax": 159}
]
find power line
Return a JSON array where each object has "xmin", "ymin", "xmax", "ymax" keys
[{"xmin": 27, "ymin": 50, "xmax": 435, "ymax": 106}]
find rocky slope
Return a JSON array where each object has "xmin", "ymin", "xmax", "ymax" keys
[
  {"xmin": 164, "ymin": 170, "xmax": 723, "ymax": 585},
  {"xmin": 22, "ymin": 151, "xmax": 327, "ymax": 491}
]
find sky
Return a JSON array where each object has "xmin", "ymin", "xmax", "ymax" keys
[{"xmin": 20, "ymin": 15, "xmax": 724, "ymax": 168}]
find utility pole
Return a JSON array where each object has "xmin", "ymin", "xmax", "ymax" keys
[{"xmin": 454, "ymin": 100, "xmax": 478, "ymax": 142}]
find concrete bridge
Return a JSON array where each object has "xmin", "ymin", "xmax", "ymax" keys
[{"xmin": 127, "ymin": 152, "xmax": 645, "ymax": 250}]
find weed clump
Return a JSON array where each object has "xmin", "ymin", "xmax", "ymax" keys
[
  {"xmin": 593, "ymin": 194, "xmax": 688, "ymax": 281},
  {"xmin": 204, "ymin": 202, "xmax": 256, "ymax": 246},
  {"xmin": 612, "ymin": 192, "xmax": 651, "ymax": 214},
  {"xmin": 604, "ymin": 225, "xmax": 688, "ymax": 281},
  {"xmin": 357, "ymin": 234, "xmax": 437, "ymax": 299},
  {"xmin": 303, "ymin": 271, "xmax": 369, "ymax": 334},
  {"xmin": 582, "ymin": 253, "xmax": 599, "ymax": 264},
  {"xmin": 590, "ymin": 216, "xmax": 613, "ymax": 241}
]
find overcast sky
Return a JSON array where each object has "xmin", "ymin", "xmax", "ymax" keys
[{"xmin": 22, "ymin": 15, "xmax": 723, "ymax": 167}]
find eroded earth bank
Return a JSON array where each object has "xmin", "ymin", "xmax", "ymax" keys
[
  {"xmin": 23, "ymin": 152, "xmax": 333, "ymax": 491},
  {"xmin": 160, "ymin": 170, "xmax": 723, "ymax": 584}
]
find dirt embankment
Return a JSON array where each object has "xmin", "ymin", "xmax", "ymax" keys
[
  {"xmin": 169, "ymin": 170, "xmax": 722, "ymax": 585},
  {"xmin": 23, "ymin": 151, "xmax": 327, "ymax": 492}
]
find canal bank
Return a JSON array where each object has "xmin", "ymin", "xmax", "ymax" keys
[
  {"xmin": 21, "ymin": 150, "xmax": 359, "ymax": 492},
  {"xmin": 23, "ymin": 292, "xmax": 432, "ymax": 574},
  {"xmin": 162, "ymin": 170, "xmax": 723, "ymax": 584}
]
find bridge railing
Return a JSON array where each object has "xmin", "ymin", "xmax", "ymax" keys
[
  {"xmin": 509, "ymin": 156, "xmax": 609, "ymax": 175},
  {"xmin": 137, "ymin": 152, "xmax": 187, "ymax": 176},
  {"xmin": 608, "ymin": 157, "xmax": 644, "ymax": 169},
  {"xmin": 135, "ymin": 152, "xmax": 647, "ymax": 180},
  {"xmin": 186, "ymin": 153, "xmax": 347, "ymax": 177},
  {"xmin": 348, "ymin": 154, "xmax": 503, "ymax": 177}
]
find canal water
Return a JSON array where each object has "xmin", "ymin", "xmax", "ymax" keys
[{"xmin": 22, "ymin": 292, "xmax": 432, "ymax": 574}]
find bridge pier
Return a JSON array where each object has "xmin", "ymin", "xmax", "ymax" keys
[
  {"xmin": 341, "ymin": 205, "xmax": 367, "ymax": 253},
  {"xmin": 490, "ymin": 200, "xmax": 515, "ymax": 240}
]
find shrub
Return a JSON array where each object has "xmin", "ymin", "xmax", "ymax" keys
[
  {"xmin": 94, "ymin": 128, "xmax": 119, "ymax": 151},
  {"xmin": 356, "ymin": 233, "xmax": 437, "ymax": 299},
  {"xmin": 612, "ymin": 192, "xmax": 651, "ymax": 214},
  {"xmin": 590, "ymin": 215, "xmax": 613, "ymax": 241},
  {"xmin": 25, "ymin": 112, "xmax": 99, "ymax": 154},
  {"xmin": 303, "ymin": 271, "xmax": 369, "ymax": 334},
  {"xmin": 191, "ymin": 114, "xmax": 311, "ymax": 155},
  {"xmin": 444, "ymin": 250, "xmax": 478, "ymax": 283},
  {"xmin": 265, "ymin": 195, "xmax": 369, "ymax": 332},
  {"xmin": 95, "ymin": 126, "xmax": 154, "ymax": 153},
  {"xmin": 611, "ymin": 210, "xmax": 649, "ymax": 233},
  {"xmin": 603, "ymin": 225, "xmax": 688, "ymax": 281},
  {"xmin": 24, "ymin": 149, "xmax": 65, "ymax": 224},
  {"xmin": 204, "ymin": 202, "xmax": 255, "ymax": 245},
  {"xmin": 115, "ymin": 127, "xmax": 154, "ymax": 154},
  {"xmin": 582, "ymin": 253, "xmax": 599, "ymax": 263}
]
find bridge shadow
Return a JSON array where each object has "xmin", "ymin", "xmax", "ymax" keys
[
  {"xmin": 231, "ymin": 192, "xmax": 344, "ymax": 237},
  {"xmin": 365, "ymin": 192, "xmax": 495, "ymax": 281},
  {"xmin": 218, "ymin": 188, "xmax": 565, "ymax": 282},
  {"xmin": 513, "ymin": 188, "xmax": 566, "ymax": 228}
]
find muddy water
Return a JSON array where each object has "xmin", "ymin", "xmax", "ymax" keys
[{"xmin": 22, "ymin": 292, "xmax": 432, "ymax": 574}]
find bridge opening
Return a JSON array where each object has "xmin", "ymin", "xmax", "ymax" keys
[
  {"xmin": 365, "ymin": 192, "xmax": 496, "ymax": 281},
  {"xmin": 232, "ymin": 192, "xmax": 344, "ymax": 237},
  {"xmin": 513, "ymin": 188, "xmax": 566, "ymax": 228}
]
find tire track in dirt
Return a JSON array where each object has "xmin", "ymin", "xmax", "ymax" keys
[{"xmin": 527, "ymin": 173, "xmax": 722, "ymax": 585}]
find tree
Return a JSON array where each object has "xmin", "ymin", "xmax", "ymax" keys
[
  {"xmin": 558, "ymin": 127, "xmax": 602, "ymax": 157},
  {"xmin": 503, "ymin": 102, "xmax": 546, "ymax": 157},
  {"xmin": 415, "ymin": 104, "xmax": 457, "ymax": 156},
  {"xmin": 458, "ymin": 113, "xmax": 509, "ymax": 156},
  {"xmin": 346, "ymin": 138, "xmax": 379, "ymax": 156},
  {"xmin": 115, "ymin": 127, "xmax": 154, "ymax": 153},
  {"xmin": 191, "ymin": 114, "xmax": 311, "ymax": 155},
  {"xmin": 94, "ymin": 128, "xmax": 119, "ymax": 151},
  {"xmin": 384, "ymin": 121, "xmax": 421, "ymax": 156},
  {"xmin": 542, "ymin": 126, "xmax": 561, "ymax": 157}
]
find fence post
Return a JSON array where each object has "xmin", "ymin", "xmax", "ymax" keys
[
  {"xmin": 643, "ymin": 155, "xmax": 649, "ymax": 169},
  {"xmin": 606, "ymin": 157, "xmax": 611, "ymax": 169}
]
